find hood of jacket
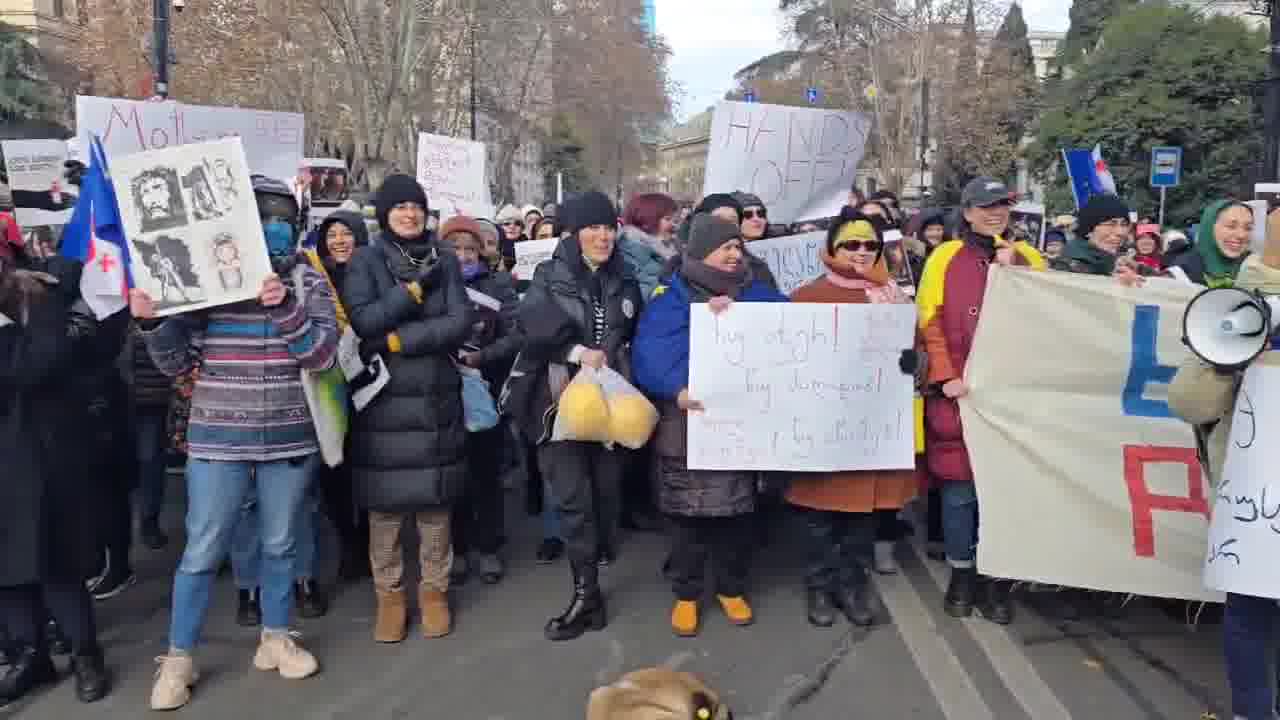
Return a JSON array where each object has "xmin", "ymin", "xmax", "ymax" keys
[
  {"xmin": 620, "ymin": 224, "xmax": 677, "ymax": 261},
  {"xmin": 315, "ymin": 210, "xmax": 370, "ymax": 262},
  {"xmin": 1195, "ymin": 199, "xmax": 1250, "ymax": 287}
]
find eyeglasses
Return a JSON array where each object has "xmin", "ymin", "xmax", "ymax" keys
[
  {"xmin": 743, "ymin": 208, "xmax": 767, "ymax": 220},
  {"xmin": 841, "ymin": 240, "xmax": 883, "ymax": 253}
]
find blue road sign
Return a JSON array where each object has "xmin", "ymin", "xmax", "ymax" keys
[
  {"xmin": 1150, "ymin": 146, "xmax": 1182, "ymax": 188},
  {"xmin": 806, "ymin": 87, "xmax": 819, "ymax": 104},
  {"xmin": 744, "ymin": 91, "xmax": 757, "ymax": 103}
]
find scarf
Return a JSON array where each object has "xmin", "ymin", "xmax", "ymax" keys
[
  {"xmin": 821, "ymin": 250, "xmax": 906, "ymax": 304},
  {"xmin": 681, "ymin": 255, "xmax": 752, "ymax": 301},
  {"xmin": 1196, "ymin": 199, "xmax": 1249, "ymax": 287},
  {"xmin": 1062, "ymin": 237, "xmax": 1116, "ymax": 276},
  {"xmin": 625, "ymin": 225, "xmax": 677, "ymax": 261},
  {"xmin": 461, "ymin": 260, "xmax": 487, "ymax": 281}
]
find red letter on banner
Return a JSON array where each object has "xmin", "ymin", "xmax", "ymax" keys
[{"xmin": 1123, "ymin": 445, "xmax": 1209, "ymax": 557}]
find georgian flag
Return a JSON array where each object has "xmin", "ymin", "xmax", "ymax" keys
[
  {"xmin": 60, "ymin": 135, "xmax": 132, "ymax": 320},
  {"xmin": 1091, "ymin": 144, "xmax": 1117, "ymax": 195}
]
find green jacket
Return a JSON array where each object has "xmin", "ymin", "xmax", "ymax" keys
[{"xmin": 1168, "ymin": 255, "xmax": 1280, "ymax": 486}]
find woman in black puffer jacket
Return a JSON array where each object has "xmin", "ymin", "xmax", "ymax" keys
[{"xmin": 340, "ymin": 175, "xmax": 472, "ymax": 643}]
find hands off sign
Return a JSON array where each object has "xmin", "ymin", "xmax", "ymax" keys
[
  {"xmin": 702, "ymin": 101, "xmax": 870, "ymax": 225},
  {"xmin": 687, "ymin": 302, "xmax": 916, "ymax": 472}
]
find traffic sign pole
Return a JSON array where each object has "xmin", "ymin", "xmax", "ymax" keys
[{"xmin": 1159, "ymin": 186, "xmax": 1167, "ymax": 228}]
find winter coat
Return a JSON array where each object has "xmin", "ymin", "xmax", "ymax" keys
[
  {"xmin": 342, "ymin": 238, "xmax": 472, "ymax": 511},
  {"xmin": 631, "ymin": 272, "xmax": 786, "ymax": 517},
  {"xmin": 1050, "ymin": 238, "xmax": 1116, "ymax": 276},
  {"xmin": 125, "ymin": 323, "xmax": 173, "ymax": 410},
  {"xmin": 917, "ymin": 231, "xmax": 1045, "ymax": 485},
  {"xmin": 460, "ymin": 265, "xmax": 522, "ymax": 391},
  {"xmin": 785, "ymin": 269, "xmax": 919, "ymax": 513},
  {"xmin": 504, "ymin": 235, "xmax": 642, "ymax": 446},
  {"xmin": 617, "ymin": 226, "xmax": 671, "ymax": 301}
]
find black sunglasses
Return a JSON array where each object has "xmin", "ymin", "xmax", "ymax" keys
[
  {"xmin": 842, "ymin": 240, "xmax": 883, "ymax": 252},
  {"xmin": 742, "ymin": 208, "xmax": 767, "ymax": 220}
]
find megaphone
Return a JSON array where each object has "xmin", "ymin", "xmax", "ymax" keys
[{"xmin": 1182, "ymin": 286, "xmax": 1280, "ymax": 369}]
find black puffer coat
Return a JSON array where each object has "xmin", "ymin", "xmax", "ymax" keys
[
  {"xmin": 341, "ymin": 236, "xmax": 472, "ymax": 511},
  {"xmin": 461, "ymin": 266, "xmax": 522, "ymax": 391},
  {"xmin": 503, "ymin": 235, "xmax": 642, "ymax": 445}
]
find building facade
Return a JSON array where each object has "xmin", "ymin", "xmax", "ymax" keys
[
  {"xmin": 0, "ymin": 0, "xmax": 81, "ymax": 52},
  {"xmin": 654, "ymin": 107, "xmax": 713, "ymax": 204}
]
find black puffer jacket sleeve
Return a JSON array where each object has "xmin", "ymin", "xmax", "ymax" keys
[
  {"xmin": 343, "ymin": 246, "xmax": 422, "ymax": 341},
  {"xmin": 396, "ymin": 252, "xmax": 471, "ymax": 356},
  {"xmin": 472, "ymin": 272, "xmax": 523, "ymax": 368},
  {"xmin": 518, "ymin": 262, "xmax": 579, "ymax": 364}
]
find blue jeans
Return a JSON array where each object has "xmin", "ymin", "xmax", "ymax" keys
[
  {"xmin": 941, "ymin": 482, "xmax": 978, "ymax": 567},
  {"xmin": 134, "ymin": 407, "xmax": 169, "ymax": 525},
  {"xmin": 232, "ymin": 482, "xmax": 318, "ymax": 588},
  {"xmin": 1224, "ymin": 592, "xmax": 1279, "ymax": 720},
  {"xmin": 542, "ymin": 478, "xmax": 563, "ymax": 541},
  {"xmin": 169, "ymin": 455, "xmax": 316, "ymax": 650}
]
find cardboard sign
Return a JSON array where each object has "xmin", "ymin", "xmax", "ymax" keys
[
  {"xmin": 702, "ymin": 101, "xmax": 870, "ymax": 225},
  {"xmin": 745, "ymin": 231, "xmax": 825, "ymax": 295},
  {"xmin": 416, "ymin": 132, "xmax": 493, "ymax": 220},
  {"xmin": 687, "ymin": 302, "xmax": 916, "ymax": 472},
  {"xmin": 77, "ymin": 95, "xmax": 304, "ymax": 183},
  {"xmin": 111, "ymin": 137, "xmax": 272, "ymax": 317},
  {"xmin": 513, "ymin": 238, "xmax": 558, "ymax": 281},
  {"xmin": 1, "ymin": 139, "xmax": 73, "ymax": 226}
]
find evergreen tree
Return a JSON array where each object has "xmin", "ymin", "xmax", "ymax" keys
[
  {"xmin": 984, "ymin": 3, "xmax": 1039, "ymax": 144},
  {"xmin": 1056, "ymin": 0, "xmax": 1140, "ymax": 72},
  {"xmin": 0, "ymin": 22, "xmax": 55, "ymax": 124}
]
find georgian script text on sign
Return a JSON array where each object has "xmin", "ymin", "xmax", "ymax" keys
[
  {"xmin": 415, "ymin": 132, "xmax": 493, "ymax": 220},
  {"xmin": 687, "ymin": 302, "xmax": 916, "ymax": 472},
  {"xmin": 514, "ymin": 239, "xmax": 558, "ymax": 281},
  {"xmin": 747, "ymin": 231, "xmax": 825, "ymax": 295}
]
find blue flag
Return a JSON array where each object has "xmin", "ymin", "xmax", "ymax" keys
[
  {"xmin": 61, "ymin": 135, "xmax": 132, "ymax": 319},
  {"xmin": 1062, "ymin": 145, "xmax": 1119, "ymax": 210}
]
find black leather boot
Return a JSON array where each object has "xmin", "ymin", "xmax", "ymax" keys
[
  {"xmin": 0, "ymin": 647, "xmax": 57, "ymax": 704},
  {"xmin": 236, "ymin": 588, "xmax": 261, "ymax": 627},
  {"xmin": 979, "ymin": 578, "xmax": 1015, "ymax": 625},
  {"xmin": 944, "ymin": 566, "xmax": 978, "ymax": 618},
  {"xmin": 70, "ymin": 652, "xmax": 109, "ymax": 703},
  {"xmin": 296, "ymin": 580, "xmax": 329, "ymax": 619},
  {"xmin": 544, "ymin": 560, "xmax": 606, "ymax": 641},
  {"xmin": 44, "ymin": 620, "xmax": 69, "ymax": 656},
  {"xmin": 805, "ymin": 588, "xmax": 837, "ymax": 628},
  {"xmin": 835, "ymin": 582, "xmax": 875, "ymax": 627}
]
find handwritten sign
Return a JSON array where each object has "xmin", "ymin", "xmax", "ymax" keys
[
  {"xmin": 687, "ymin": 302, "xmax": 916, "ymax": 472},
  {"xmin": 1, "ymin": 139, "xmax": 72, "ymax": 226},
  {"xmin": 416, "ymin": 132, "xmax": 493, "ymax": 220},
  {"xmin": 746, "ymin": 231, "xmax": 825, "ymax": 295},
  {"xmin": 702, "ymin": 101, "xmax": 870, "ymax": 225},
  {"xmin": 76, "ymin": 95, "xmax": 304, "ymax": 183},
  {"xmin": 513, "ymin": 238, "xmax": 558, "ymax": 281},
  {"xmin": 1205, "ymin": 363, "xmax": 1280, "ymax": 599}
]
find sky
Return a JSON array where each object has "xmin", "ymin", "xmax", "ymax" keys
[{"xmin": 657, "ymin": 0, "xmax": 1072, "ymax": 121}]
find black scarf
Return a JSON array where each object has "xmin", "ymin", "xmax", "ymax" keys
[{"xmin": 681, "ymin": 255, "xmax": 752, "ymax": 301}]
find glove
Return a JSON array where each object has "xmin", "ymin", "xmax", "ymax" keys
[
  {"xmin": 360, "ymin": 334, "xmax": 390, "ymax": 362},
  {"xmin": 898, "ymin": 349, "xmax": 920, "ymax": 376}
]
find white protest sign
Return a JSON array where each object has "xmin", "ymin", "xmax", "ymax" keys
[
  {"xmin": 687, "ymin": 302, "xmax": 916, "ymax": 472},
  {"xmin": 416, "ymin": 132, "xmax": 494, "ymax": 220},
  {"xmin": 745, "ymin": 231, "xmax": 825, "ymax": 295},
  {"xmin": 1205, "ymin": 363, "xmax": 1280, "ymax": 599},
  {"xmin": 111, "ymin": 137, "xmax": 272, "ymax": 317},
  {"xmin": 77, "ymin": 95, "xmax": 304, "ymax": 183},
  {"xmin": 1, "ymin": 139, "xmax": 73, "ymax": 226},
  {"xmin": 703, "ymin": 101, "xmax": 870, "ymax": 225},
  {"xmin": 513, "ymin": 238, "xmax": 558, "ymax": 281}
]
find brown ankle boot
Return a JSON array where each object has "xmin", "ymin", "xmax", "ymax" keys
[
  {"xmin": 373, "ymin": 589, "xmax": 407, "ymax": 643},
  {"xmin": 419, "ymin": 587, "xmax": 452, "ymax": 638}
]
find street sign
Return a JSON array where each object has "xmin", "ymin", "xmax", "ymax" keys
[
  {"xmin": 1150, "ymin": 146, "xmax": 1182, "ymax": 188},
  {"xmin": 744, "ymin": 90, "xmax": 757, "ymax": 103},
  {"xmin": 806, "ymin": 87, "xmax": 819, "ymax": 104}
]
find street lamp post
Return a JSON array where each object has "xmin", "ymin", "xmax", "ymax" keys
[{"xmin": 152, "ymin": 0, "xmax": 172, "ymax": 99}]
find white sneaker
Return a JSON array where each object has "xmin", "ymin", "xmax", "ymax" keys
[
  {"xmin": 150, "ymin": 654, "xmax": 199, "ymax": 711},
  {"xmin": 873, "ymin": 541, "xmax": 900, "ymax": 575},
  {"xmin": 253, "ymin": 631, "xmax": 318, "ymax": 680}
]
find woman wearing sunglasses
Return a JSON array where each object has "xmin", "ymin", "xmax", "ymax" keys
[
  {"xmin": 785, "ymin": 208, "xmax": 921, "ymax": 628},
  {"xmin": 732, "ymin": 192, "xmax": 771, "ymax": 242}
]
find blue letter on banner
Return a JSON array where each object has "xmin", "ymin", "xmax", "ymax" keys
[{"xmin": 1123, "ymin": 305, "xmax": 1175, "ymax": 418}]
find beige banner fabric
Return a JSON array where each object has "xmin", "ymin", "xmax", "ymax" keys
[{"xmin": 959, "ymin": 268, "xmax": 1219, "ymax": 601}]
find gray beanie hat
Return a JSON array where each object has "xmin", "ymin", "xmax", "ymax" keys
[{"xmin": 686, "ymin": 214, "xmax": 741, "ymax": 261}]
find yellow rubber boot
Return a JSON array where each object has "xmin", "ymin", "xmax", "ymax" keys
[
  {"xmin": 671, "ymin": 600, "xmax": 699, "ymax": 637},
  {"xmin": 717, "ymin": 595, "xmax": 754, "ymax": 626}
]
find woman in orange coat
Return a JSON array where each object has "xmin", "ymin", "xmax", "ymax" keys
[{"xmin": 786, "ymin": 208, "xmax": 920, "ymax": 628}]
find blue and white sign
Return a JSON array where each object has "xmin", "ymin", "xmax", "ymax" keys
[
  {"xmin": 744, "ymin": 90, "xmax": 757, "ymax": 103},
  {"xmin": 806, "ymin": 87, "xmax": 820, "ymax": 105},
  {"xmin": 1150, "ymin": 146, "xmax": 1182, "ymax": 188}
]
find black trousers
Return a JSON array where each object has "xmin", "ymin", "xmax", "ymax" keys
[
  {"xmin": 100, "ymin": 414, "xmax": 137, "ymax": 578},
  {"xmin": 537, "ymin": 441, "xmax": 624, "ymax": 567},
  {"xmin": 926, "ymin": 487, "xmax": 943, "ymax": 544},
  {"xmin": 453, "ymin": 425, "xmax": 506, "ymax": 555},
  {"xmin": 0, "ymin": 583, "xmax": 99, "ymax": 656},
  {"xmin": 621, "ymin": 446, "xmax": 656, "ymax": 519},
  {"xmin": 801, "ymin": 509, "xmax": 872, "ymax": 592},
  {"xmin": 319, "ymin": 459, "xmax": 368, "ymax": 555},
  {"xmin": 667, "ymin": 514, "xmax": 753, "ymax": 601}
]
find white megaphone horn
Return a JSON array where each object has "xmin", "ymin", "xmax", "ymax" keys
[{"xmin": 1182, "ymin": 286, "xmax": 1280, "ymax": 369}]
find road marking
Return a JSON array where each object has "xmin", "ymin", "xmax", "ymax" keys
[
  {"xmin": 876, "ymin": 570, "xmax": 995, "ymax": 720},
  {"xmin": 910, "ymin": 541, "xmax": 1074, "ymax": 720}
]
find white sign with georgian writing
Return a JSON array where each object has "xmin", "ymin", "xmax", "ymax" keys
[
  {"xmin": 1205, "ymin": 363, "xmax": 1280, "ymax": 599},
  {"xmin": 513, "ymin": 238, "xmax": 558, "ymax": 281},
  {"xmin": 415, "ymin": 132, "xmax": 493, "ymax": 220},
  {"xmin": 687, "ymin": 302, "xmax": 916, "ymax": 472},
  {"xmin": 746, "ymin": 231, "xmax": 825, "ymax": 295}
]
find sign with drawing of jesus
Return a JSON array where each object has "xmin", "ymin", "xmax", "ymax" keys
[{"xmin": 110, "ymin": 137, "xmax": 271, "ymax": 316}]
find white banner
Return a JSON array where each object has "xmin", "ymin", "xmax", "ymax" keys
[
  {"xmin": 746, "ymin": 231, "xmax": 825, "ymax": 295},
  {"xmin": 962, "ymin": 267, "xmax": 1218, "ymax": 601},
  {"xmin": 1205, "ymin": 363, "xmax": 1280, "ymax": 599},
  {"xmin": 687, "ymin": 302, "xmax": 916, "ymax": 472},
  {"xmin": 110, "ymin": 137, "xmax": 272, "ymax": 317},
  {"xmin": 1, "ymin": 139, "xmax": 73, "ymax": 226},
  {"xmin": 416, "ymin": 132, "xmax": 493, "ymax": 220},
  {"xmin": 77, "ymin": 95, "xmax": 304, "ymax": 183},
  {"xmin": 513, "ymin": 238, "xmax": 558, "ymax": 281},
  {"xmin": 702, "ymin": 101, "xmax": 870, "ymax": 225}
]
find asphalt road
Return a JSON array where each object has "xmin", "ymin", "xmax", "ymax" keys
[{"xmin": 2, "ymin": 482, "xmax": 1232, "ymax": 720}]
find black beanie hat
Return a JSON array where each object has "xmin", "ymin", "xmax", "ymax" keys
[
  {"xmin": 1077, "ymin": 193, "xmax": 1131, "ymax": 238},
  {"xmin": 694, "ymin": 193, "xmax": 743, "ymax": 222},
  {"xmin": 374, "ymin": 174, "xmax": 429, "ymax": 235},
  {"xmin": 562, "ymin": 191, "xmax": 618, "ymax": 234},
  {"xmin": 686, "ymin": 214, "xmax": 741, "ymax": 261}
]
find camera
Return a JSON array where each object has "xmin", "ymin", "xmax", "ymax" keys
[{"xmin": 173, "ymin": 0, "xmax": 185, "ymax": 11}]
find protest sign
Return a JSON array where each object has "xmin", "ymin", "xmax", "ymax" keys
[
  {"xmin": 513, "ymin": 238, "xmax": 558, "ymax": 281},
  {"xmin": 1, "ymin": 139, "xmax": 74, "ymax": 226},
  {"xmin": 746, "ymin": 231, "xmax": 825, "ymax": 295},
  {"xmin": 1204, "ymin": 363, "xmax": 1280, "ymax": 599},
  {"xmin": 1010, "ymin": 201, "xmax": 1046, "ymax": 249},
  {"xmin": 961, "ymin": 267, "xmax": 1217, "ymax": 601},
  {"xmin": 703, "ymin": 101, "xmax": 870, "ymax": 225},
  {"xmin": 416, "ymin": 132, "xmax": 493, "ymax": 220},
  {"xmin": 111, "ymin": 137, "xmax": 272, "ymax": 317},
  {"xmin": 77, "ymin": 95, "xmax": 304, "ymax": 182},
  {"xmin": 687, "ymin": 302, "xmax": 916, "ymax": 472}
]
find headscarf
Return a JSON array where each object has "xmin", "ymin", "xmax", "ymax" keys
[{"xmin": 1195, "ymin": 199, "xmax": 1251, "ymax": 287}]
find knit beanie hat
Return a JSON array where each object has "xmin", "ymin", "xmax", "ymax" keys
[
  {"xmin": 586, "ymin": 668, "xmax": 730, "ymax": 720},
  {"xmin": 686, "ymin": 214, "xmax": 740, "ymax": 261},
  {"xmin": 694, "ymin": 193, "xmax": 743, "ymax": 222},
  {"xmin": 732, "ymin": 191, "xmax": 764, "ymax": 209},
  {"xmin": 495, "ymin": 204, "xmax": 523, "ymax": 225},
  {"xmin": 373, "ymin": 174, "xmax": 428, "ymax": 234},
  {"xmin": 440, "ymin": 215, "xmax": 486, "ymax": 246},
  {"xmin": 1077, "ymin": 193, "xmax": 1130, "ymax": 238},
  {"xmin": 829, "ymin": 217, "xmax": 882, "ymax": 256},
  {"xmin": 562, "ymin": 191, "xmax": 618, "ymax": 235}
]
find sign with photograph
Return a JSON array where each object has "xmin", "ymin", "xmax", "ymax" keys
[
  {"xmin": 1, "ymin": 139, "xmax": 74, "ymax": 227},
  {"xmin": 110, "ymin": 137, "xmax": 272, "ymax": 317}
]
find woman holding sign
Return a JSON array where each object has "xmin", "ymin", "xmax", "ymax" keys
[
  {"xmin": 631, "ymin": 214, "xmax": 787, "ymax": 638},
  {"xmin": 785, "ymin": 209, "xmax": 922, "ymax": 628}
]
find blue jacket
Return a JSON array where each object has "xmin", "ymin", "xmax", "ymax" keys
[{"xmin": 631, "ymin": 272, "xmax": 787, "ymax": 401}]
